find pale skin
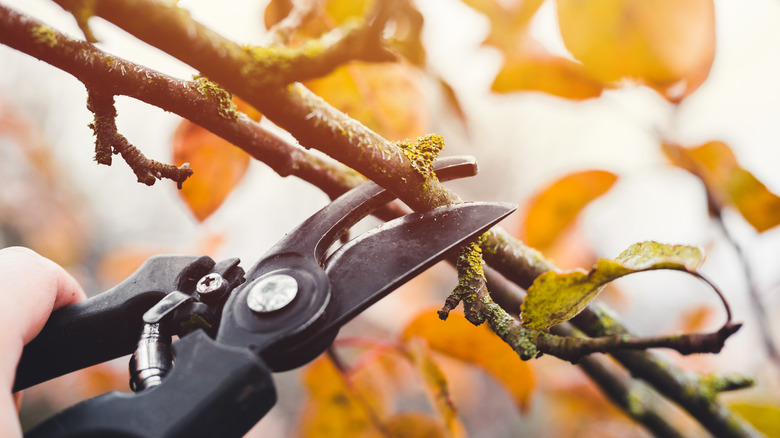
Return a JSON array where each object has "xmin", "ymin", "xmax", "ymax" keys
[{"xmin": 0, "ymin": 247, "xmax": 86, "ymax": 438}]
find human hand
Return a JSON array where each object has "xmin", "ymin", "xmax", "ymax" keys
[{"xmin": 0, "ymin": 247, "xmax": 86, "ymax": 438}]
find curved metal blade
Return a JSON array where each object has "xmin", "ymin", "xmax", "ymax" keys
[
  {"xmin": 250, "ymin": 156, "xmax": 478, "ymax": 273},
  {"xmin": 323, "ymin": 201, "xmax": 515, "ymax": 331}
]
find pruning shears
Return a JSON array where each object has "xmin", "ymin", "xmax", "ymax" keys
[{"xmin": 13, "ymin": 156, "xmax": 514, "ymax": 438}]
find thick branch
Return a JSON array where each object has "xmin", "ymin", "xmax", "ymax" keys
[
  {"xmin": 0, "ymin": 6, "xmax": 369, "ymax": 199},
  {"xmin": 59, "ymin": 0, "xmax": 459, "ymax": 212}
]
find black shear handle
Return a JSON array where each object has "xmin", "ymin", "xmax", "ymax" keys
[
  {"xmin": 26, "ymin": 331, "xmax": 276, "ymax": 438},
  {"xmin": 14, "ymin": 255, "xmax": 213, "ymax": 392}
]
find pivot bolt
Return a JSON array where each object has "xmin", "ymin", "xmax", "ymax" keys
[
  {"xmin": 196, "ymin": 273, "xmax": 227, "ymax": 302},
  {"xmin": 246, "ymin": 274, "xmax": 298, "ymax": 313}
]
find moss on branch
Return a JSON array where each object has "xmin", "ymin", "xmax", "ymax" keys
[{"xmin": 87, "ymin": 88, "xmax": 192, "ymax": 187}]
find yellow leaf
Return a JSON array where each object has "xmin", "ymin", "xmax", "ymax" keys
[
  {"xmin": 300, "ymin": 355, "xmax": 390, "ymax": 438},
  {"xmin": 730, "ymin": 402, "xmax": 780, "ymax": 436},
  {"xmin": 556, "ymin": 0, "xmax": 715, "ymax": 102},
  {"xmin": 305, "ymin": 63, "xmax": 427, "ymax": 141},
  {"xmin": 461, "ymin": 0, "xmax": 607, "ymax": 100},
  {"xmin": 520, "ymin": 170, "xmax": 617, "ymax": 250},
  {"xmin": 172, "ymin": 120, "xmax": 250, "ymax": 222},
  {"xmin": 401, "ymin": 310, "xmax": 535, "ymax": 412},
  {"xmin": 460, "ymin": 0, "xmax": 545, "ymax": 54},
  {"xmin": 522, "ymin": 241, "xmax": 703, "ymax": 330},
  {"xmin": 663, "ymin": 141, "xmax": 780, "ymax": 232},
  {"xmin": 492, "ymin": 55, "xmax": 607, "ymax": 100},
  {"xmin": 362, "ymin": 413, "xmax": 448, "ymax": 438},
  {"xmin": 405, "ymin": 339, "xmax": 466, "ymax": 438}
]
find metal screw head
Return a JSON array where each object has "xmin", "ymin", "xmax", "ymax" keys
[
  {"xmin": 246, "ymin": 274, "xmax": 298, "ymax": 313},
  {"xmin": 196, "ymin": 273, "xmax": 227, "ymax": 302}
]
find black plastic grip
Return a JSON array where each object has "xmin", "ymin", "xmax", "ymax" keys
[
  {"xmin": 25, "ymin": 330, "xmax": 276, "ymax": 438},
  {"xmin": 13, "ymin": 255, "xmax": 212, "ymax": 391}
]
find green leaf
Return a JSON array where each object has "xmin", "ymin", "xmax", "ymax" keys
[{"xmin": 521, "ymin": 242, "xmax": 704, "ymax": 330}]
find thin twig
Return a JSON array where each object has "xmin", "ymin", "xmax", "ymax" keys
[{"xmin": 715, "ymin": 214, "xmax": 780, "ymax": 370}]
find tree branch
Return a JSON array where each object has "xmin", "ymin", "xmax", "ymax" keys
[
  {"xmin": 0, "ymin": 5, "xmax": 370, "ymax": 198},
  {"xmin": 86, "ymin": 88, "xmax": 193, "ymax": 186},
  {"xmin": 0, "ymin": 2, "xmax": 760, "ymax": 436}
]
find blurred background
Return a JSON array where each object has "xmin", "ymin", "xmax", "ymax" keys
[{"xmin": 2, "ymin": 0, "xmax": 780, "ymax": 436}]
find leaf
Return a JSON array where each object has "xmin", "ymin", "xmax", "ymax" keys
[
  {"xmin": 172, "ymin": 119, "xmax": 251, "ymax": 222},
  {"xmin": 263, "ymin": 0, "xmax": 293, "ymax": 30},
  {"xmin": 300, "ymin": 355, "xmax": 390, "ymax": 438},
  {"xmin": 402, "ymin": 310, "xmax": 535, "ymax": 412},
  {"xmin": 663, "ymin": 141, "xmax": 780, "ymax": 232},
  {"xmin": 405, "ymin": 339, "xmax": 466, "ymax": 438},
  {"xmin": 521, "ymin": 241, "xmax": 704, "ymax": 330},
  {"xmin": 556, "ymin": 0, "xmax": 715, "ymax": 102},
  {"xmin": 362, "ymin": 413, "xmax": 448, "ymax": 438},
  {"xmin": 459, "ymin": 0, "xmax": 608, "ymax": 100},
  {"xmin": 492, "ymin": 54, "xmax": 607, "ymax": 100},
  {"xmin": 520, "ymin": 170, "xmax": 617, "ymax": 250},
  {"xmin": 459, "ymin": 0, "xmax": 545, "ymax": 53},
  {"xmin": 233, "ymin": 96, "xmax": 262, "ymax": 123},
  {"xmin": 730, "ymin": 402, "xmax": 780, "ymax": 436},
  {"xmin": 678, "ymin": 304, "xmax": 716, "ymax": 332},
  {"xmin": 305, "ymin": 63, "xmax": 427, "ymax": 141}
]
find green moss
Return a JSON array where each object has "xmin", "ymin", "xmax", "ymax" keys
[
  {"xmin": 396, "ymin": 134, "xmax": 444, "ymax": 179},
  {"xmin": 240, "ymin": 37, "xmax": 327, "ymax": 85},
  {"xmin": 194, "ymin": 74, "xmax": 238, "ymax": 120},
  {"xmin": 31, "ymin": 24, "xmax": 58, "ymax": 48},
  {"xmin": 515, "ymin": 329, "xmax": 539, "ymax": 360},
  {"xmin": 623, "ymin": 388, "xmax": 646, "ymax": 417}
]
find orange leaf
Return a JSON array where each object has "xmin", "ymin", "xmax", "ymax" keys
[
  {"xmin": 172, "ymin": 120, "xmax": 250, "ymax": 222},
  {"xmin": 678, "ymin": 304, "xmax": 717, "ymax": 333},
  {"xmin": 300, "ymin": 355, "xmax": 392, "ymax": 438},
  {"xmin": 520, "ymin": 170, "xmax": 618, "ymax": 251},
  {"xmin": 663, "ymin": 141, "xmax": 780, "ymax": 232},
  {"xmin": 362, "ymin": 413, "xmax": 448, "ymax": 438},
  {"xmin": 492, "ymin": 54, "xmax": 607, "ymax": 100},
  {"xmin": 460, "ymin": 0, "xmax": 607, "ymax": 100},
  {"xmin": 305, "ymin": 63, "xmax": 427, "ymax": 141},
  {"xmin": 233, "ymin": 96, "xmax": 262, "ymax": 122},
  {"xmin": 460, "ymin": 0, "xmax": 545, "ymax": 54},
  {"xmin": 405, "ymin": 339, "xmax": 466, "ymax": 438},
  {"xmin": 401, "ymin": 310, "xmax": 535, "ymax": 412},
  {"xmin": 556, "ymin": 0, "xmax": 715, "ymax": 102}
]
